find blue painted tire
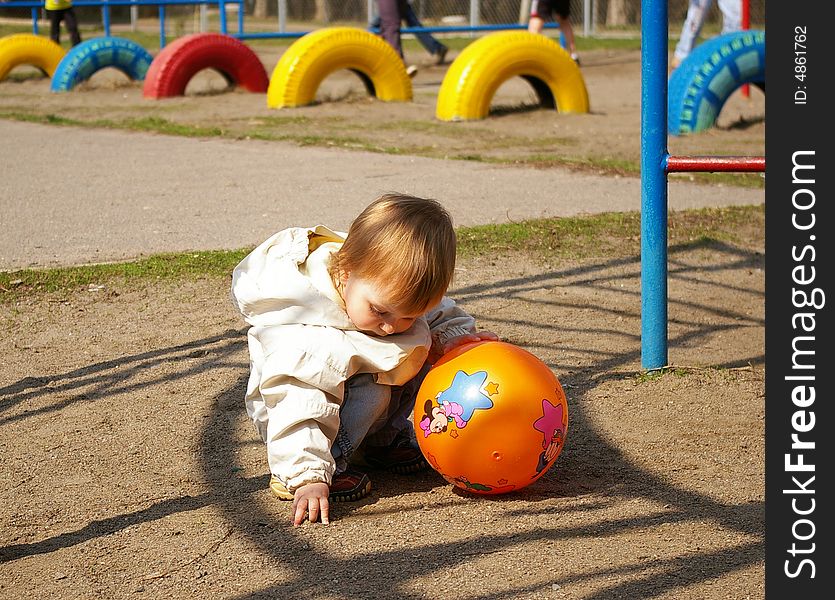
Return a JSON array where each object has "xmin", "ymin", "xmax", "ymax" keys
[
  {"xmin": 50, "ymin": 36, "xmax": 153, "ymax": 92},
  {"xmin": 668, "ymin": 30, "xmax": 765, "ymax": 135}
]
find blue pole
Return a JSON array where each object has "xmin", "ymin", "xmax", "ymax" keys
[
  {"xmin": 237, "ymin": 0, "xmax": 243, "ymax": 35},
  {"xmin": 31, "ymin": 8, "xmax": 39, "ymax": 35},
  {"xmin": 159, "ymin": 7, "xmax": 166, "ymax": 48},
  {"xmin": 103, "ymin": 1, "xmax": 111, "ymax": 36},
  {"xmin": 640, "ymin": 0, "xmax": 669, "ymax": 370},
  {"xmin": 219, "ymin": 0, "xmax": 227, "ymax": 35}
]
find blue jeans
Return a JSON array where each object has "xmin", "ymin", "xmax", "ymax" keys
[
  {"xmin": 331, "ymin": 365, "xmax": 430, "ymax": 474},
  {"xmin": 674, "ymin": 0, "xmax": 741, "ymax": 62},
  {"xmin": 371, "ymin": 1, "xmax": 447, "ymax": 56}
]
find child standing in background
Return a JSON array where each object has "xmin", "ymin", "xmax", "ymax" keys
[
  {"xmin": 528, "ymin": 0, "xmax": 579, "ymax": 64},
  {"xmin": 231, "ymin": 193, "xmax": 497, "ymax": 526},
  {"xmin": 44, "ymin": 0, "xmax": 82, "ymax": 47}
]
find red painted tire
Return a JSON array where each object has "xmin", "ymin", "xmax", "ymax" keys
[{"xmin": 143, "ymin": 33, "xmax": 268, "ymax": 98}]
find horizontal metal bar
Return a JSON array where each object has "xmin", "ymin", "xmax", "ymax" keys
[
  {"xmin": 0, "ymin": 0, "xmax": 232, "ymax": 8},
  {"xmin": 666, "ymin": 155, "xmax": 765, "ymax": 173}
]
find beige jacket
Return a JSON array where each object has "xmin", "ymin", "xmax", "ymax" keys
[{"xmin": 230, "ymin": 225, "xmax": 476, "ymax": 491}]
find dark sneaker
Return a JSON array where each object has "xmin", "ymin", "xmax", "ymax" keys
[
  {"xmin": 269, "ymin": 469, "xmax": 371, "ymax": 502},
  {"xmin": 362, "ymin": 433, "xmax": 429, "ymax": 475},
  {"xmin": 329, "ymin": 469, "xmax": 371, "ymax": 502},
  {"xmin": 436, "ymin": 46, "xmax": 448, "ymax": 65}
]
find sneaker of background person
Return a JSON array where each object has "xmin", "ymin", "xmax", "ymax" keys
[
  {"xmin": 435, "ymin": 46, "xmax": 448, "ymax": 65},
  {"xmin": 406, "ymin": 64, "xmax": 418, "ymax": 78}
]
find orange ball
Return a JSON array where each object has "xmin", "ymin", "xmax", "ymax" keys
[{"xmin": 414, "ymin": 340, "xmax": 568, "ymax": 495}]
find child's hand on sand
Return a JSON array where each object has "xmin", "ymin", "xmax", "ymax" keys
[{"xmin": 292, "ymin": 482, "xmax": 330, "ymax": 526}]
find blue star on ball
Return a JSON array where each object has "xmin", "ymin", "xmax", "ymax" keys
[{"xmin": 436, "ymin": 370, "xmax": 494, "ymax": 424}]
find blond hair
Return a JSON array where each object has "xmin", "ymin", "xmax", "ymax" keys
[{"xmin": 329, "ymin": 193, "xmax": 456, "ymax": 313}]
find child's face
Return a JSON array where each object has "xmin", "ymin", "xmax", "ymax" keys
[{"xmin": 340, "ymin": 274, "xmax": 424, "ymax": 336}]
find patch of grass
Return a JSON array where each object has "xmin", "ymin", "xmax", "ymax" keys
[
  {"xmin": 457, "ymin": 204, "xmax": 764, "ymax": 260},
  {"xmin": 1, "ymin": 205, "xmax": 763, "ymax": 304},
  {"xmin": 0, "ymin": 249, "xmax": 249, "ymax": 304},
  {"xmin": 634, "ymin": 366, "xmax": 690, "ymax": 383},
  {"xmin": 0, "ymin": 111, "xmax": 82, "ymax": 126},
  {"xmin": 119, "ymin": 116, "xmax": 224, "ymax": 137},
  {"xmin": 518, "ymin": 154, "xmax": 638, "ymax": 175}
]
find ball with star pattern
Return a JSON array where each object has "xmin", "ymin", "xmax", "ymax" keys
[{"xmin": 414, "ymin": 341, "xmax": 568, "ymax": 494}]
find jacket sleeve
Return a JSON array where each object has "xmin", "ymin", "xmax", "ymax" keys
[
  {"xmin": 259, "ymin": 372, "xmax": 342, "ymax": 492},
  {"xmin": 254, "ymin": 341, "xmax": 345, "ymax": 492},
  {"xmin": 424, "ymin": 296, "xmax": 477, "ymax": 347}
]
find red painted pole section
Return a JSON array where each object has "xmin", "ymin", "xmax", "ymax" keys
[
  {"xmin": 666, "ymin": 155, "xmax": 765, "ymax": 172},
  {"xmin": 742, "ymin": 0, "xmax": 751, "ymax": 98}
]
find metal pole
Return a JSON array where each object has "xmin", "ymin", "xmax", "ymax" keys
[
  {"xmin": 219, "ymin": 0, "xmax": 227, "ymax": 34},
  {"xmin": 278, "ymin": 0, "xmax": 287, "ymax": 33},
  {"xmin": 102, "ymin": 0, "xmax": 111, "ymax": 36},
  {"xmin": 159, "ymin": 6, "xmax": 166, "ymax": 48},
  {"xmin": 583, "ymin": 0, "xmax": 591, "ymax": 37},
  {"xmin": 131, "ymin": 3, "xmax": 138, "ymax": 32},
  {"xmin": 519, "ymin": 0, "xmax": 531, "ymax": 25},
  {"xmin": 470, "ymin": 0, "xmax": 479, "ymax": 36},
  {"xmin": 640, "ymin": 0, "xmax": 669, "ymax": 370}
]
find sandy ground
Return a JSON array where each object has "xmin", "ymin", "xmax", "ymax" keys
[{"xmin": 0, "ymin": 41, "xmax": 764, "ymax": 599}]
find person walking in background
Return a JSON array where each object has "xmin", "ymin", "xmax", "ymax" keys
[
  {"xmin": 672, "ymin": 0, "xmax": 741, "ymax": 69},
  {"xmin": 528, "ymin": 0, "xmax": 579, "ymax": 64},
  {"xmin": 376, "ymin": 0, "xmax": 419, "ymax": 77},
  {"xmin": 371, "ymin": 0, "xmax": 449, "ymax": 66},
  {"xmin": 44, "ymin": 0, "xmax": 82, "ymax": 47}
]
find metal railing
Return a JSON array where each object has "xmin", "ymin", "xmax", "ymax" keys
[
  {"xmin": 0, "ymin": 0, "xmax": 244, "ymax": 47},
  {"xmin": 639, "ymin": 0, "xmax": 764, "ymax": 369}
]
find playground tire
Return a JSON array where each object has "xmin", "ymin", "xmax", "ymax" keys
[
  {"xmin": 668, "ymin": 30, "xmax": 765, "ymax": 135},
  {"xmin": 142, "ymin": 33, "xmax": 268, "ymax": 99},
  {"xmin": 50, "ymin": 36, "xmax": 153, "ymax": 92},
  {"xmin": 267, "ymin": 27, "xmax": 411, "ymax": 108},
  {"xmin": 435, "ymin": 31, "xmax": 589, "ymax": 121},
  {"xmin": 0, "ymin": 34, "xmax": 65, "ymax": 82}
]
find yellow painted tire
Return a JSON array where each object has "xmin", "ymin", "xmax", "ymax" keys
[
  {"xmin": 0, "ymin": 34, "xmax": 66, "ymax": 82},
  {"xmin": 436, "ymin": 31, "xmax": 589, "ymax": 121},
  {"xmin": 267, "ymin": 27, "xmax": 411, "ymax": 108}
]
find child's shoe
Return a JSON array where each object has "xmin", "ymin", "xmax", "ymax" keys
[
  {"xmin": 269, "ymin": 469, "xmax": 371, "ymax": 502},
  {"xmin": 329, "ymin": 469, "xmax": 372, "ymax": 502},
  {"xmin": 362, "ymin": 431, "xmax": 429, "ymax": 475}
]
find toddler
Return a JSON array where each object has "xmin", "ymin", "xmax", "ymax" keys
[{"xmin": 230, "ymin": 193, "xmax": 497, "ymax": 526}]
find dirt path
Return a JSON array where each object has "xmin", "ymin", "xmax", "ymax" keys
[{"xmin": 0, "ymin": 119, "xmax": 762, "ymax": 271}]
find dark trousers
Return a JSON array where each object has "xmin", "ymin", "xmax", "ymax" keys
[
  {"xmin": 371, "ymin": 2, "xmax": 446, "ymax": 56},
  {"xmin": 46, "ymin": 8, "xmax": 82, "ymax": 47},
  {"xmin": 377, "ymin": 0, "xmax": 409, "ymax": 58}
]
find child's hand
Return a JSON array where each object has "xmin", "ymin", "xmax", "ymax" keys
[
  {"xmin": 429, "ymin": 330, "xmax": 499, "ymax": 364},
  {"xmin": 292, "ymin": 482, "xmax": 330, "ymax": 526}
]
